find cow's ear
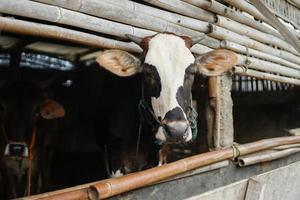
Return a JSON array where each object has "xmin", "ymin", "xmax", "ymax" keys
[
  {"xmin": 40, "ymin": 99, "xmax": 65, "ymax": 119},
  {"xmin": 194, "ymin": 49, "xmax": 238, "ymax": 76},
  {"xmin": 96, "ymin": 50, "xmax": 142, "ymax": 77}
]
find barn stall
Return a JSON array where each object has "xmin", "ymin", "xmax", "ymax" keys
[{"xmin": 1, "ymin": 0, "xmax": 300, "ymax": 199}]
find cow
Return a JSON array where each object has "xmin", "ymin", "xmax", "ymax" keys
[
  {"xmin": 76, "ymin": 60, "xmax": 158, "ymax": 177},
  {"xmin": 0, "ymin": 79, "xmax": 65, "ymax": 199},
  {"xmin": 95, "ymin": 32, "xmax": 237, "ymax": 171}
]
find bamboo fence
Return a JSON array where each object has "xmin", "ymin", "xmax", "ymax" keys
[
  {"xmin": 0, "ymin": 0, "xmax": 299, "ymax": 86},
  {"xmin": 18, "ymin": 135, "xmax": 300, "ymax": 200}
]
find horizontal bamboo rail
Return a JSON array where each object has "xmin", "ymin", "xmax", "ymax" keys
[
  {"xmin": 223, "ymin": 0, "xmax": 269, "ymax": 25},
  {"xmin": 0, "ymin": 17, "xmax": 142, "ymax": 53},
  {"xmin": 25, "ymin": 0, "xmax": 221, "ymax": 49},
  {"xmin": 35, "ymin": 0, "xmax": 211, "ymax": 33},
  {"xmin": 249, "ymin": 0, "xmax": 300, "ymax": 54},
  {"xmin": 0, "ymin": 0, "xmax": 155, "ymax": 39},
  {"xmin": 2, "ymin": 17, "xmax": 300, "ymax": 83},
  {"xmin": 233, "ymin": 67, "xmax": 300, "ymax": 86},
  {"xmin": 16, "ymin": 179, "xmax": 106, "ymax": 200},
  {"xmin": 238, "ymin": 148, "xmax": 300, "ymax": 167},
  {"xmin": 158, "ymin": 160, "xmax": 229, "ymax": 184},
  {"xmin": 288, "ymin": 0, "xmax": 300, "ymax": 9},
  {"xmin": 182, "ymin": 0, "xmax": 282, "ymax": 38},
  {"xmin": 223, "ymin": 0, "xmax": 300, "ymax": 38},
  {"xmin": 221, "ymin": 40, "xmax": 300, "ymax": 70},
  {"xmin": 2, "ymin": 18, "xmax": 300, "ymax": 84},
  {"xmin": 215, "ymin": 15, "xmax": 298, "ymax": 55},
  {"xmin": 236, "ymin": 54, "xmax": 300, "ymax": 79},
  {"xmin": 4, "ymin": 1, "xmax": 300, "ymax": 65},
  {"xmin": 143, "ymin": 0, "xmax": 216, "ymax": 23},
  {"xmin": 1, "ymin": 0, "xmax": 300, "ymax": 82},
  {"xmin": 273, "ymin": 143, "xmax": 300, "ymax": 150},
  {"xmin": 86, "ymin": 135, "xmax": 300, "ymax": 200},
  {"xmin": 17, "ymin": 135, "xmax": 300, "ymax": 200},
  {"xmin": 209, "ymin": 25, "xmax": 300, "ymax": 64}
]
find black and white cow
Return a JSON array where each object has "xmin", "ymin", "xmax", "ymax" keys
[
  {"xmin": 97, "ymin": 33, "xmax": 237, "ymax": 144},
  {"xmin": 0, "ymin": 80, "xmax": 65, "ymax": 199}
]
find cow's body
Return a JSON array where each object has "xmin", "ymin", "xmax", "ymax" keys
[
  {"xmin": 0, "ymin": 78, "xmax": 65, "ymax": 199},
  {"xmin": 78, "ymin": 62, "xmax": 158, "ymax": 177}
]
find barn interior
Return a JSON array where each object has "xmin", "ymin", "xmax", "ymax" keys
[
  {"xmin": 1, "ymin": 32, "xmax": 300, "ymax": 198},
  {"xmin": 1, "ymin": 0, "xmax": 300, "ymax": 199}
]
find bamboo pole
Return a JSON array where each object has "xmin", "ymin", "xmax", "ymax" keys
[
  {"xmin": 0, "ymin": 16, "xmax": 213, "ymax": 58},
  {"xmin": 11, "ymin": 21, "xmax": 211, "ymax": 57},
  {"xmin": 143, "ymin": 0, "xmax": 216, "ymax": 23},
  {"xmin": 236, "ymin": 54, "xmax": 300, "ymax": 79},
  {"xmin": 215, "ymin": 15, "xmax": 298, "ymax": 55},
  {"xmin": 273, "ymin": 143, "xmax": 300, "ymax": 150},
  {"xmin": 0, "ymin": 0, "xmax": 155, "ymax": 39},
  {"xmin": 191, "ymin": 43, "xmax": 212, "ymax": 55},
  {"xmin": 29, "ymin": 0, "xmax": 199, "ymax": 37},
  {"xmin": 237, "ymin": 148, "xmax": 300, "ymax": 167},
  {"xmin": 35, "ymin": 0, "xmax": 211, "ymax": 33},
  {"xmin": 107, "ymin": 0, "xmax": 211, "ymax": 32},
  {"xmin": 30, "ymin": 0, "xmax": 82, "ymax": 10},
  {"xmin": 2, "ymin": 1, "xmax": 300, "ymax": 80},
  {"xmin": 29, "ymin": 0, "xmax": 221, "ymax": 50},
  {"xmin": 18, "ymin": 136, "xmax": 300, "ymax": 200},
  {"xmin": 249, "ymin": 0, "xmax": 300, "ymax": 54},
  {"xmin": 209, "ymin": 25, "xmax": 300, "ymax": 65},
  {"xmin": 87, "ymin": 135, "xmax": 300, "ymax": 200},
  {"xmin": 16, "ymin": 179, "xmax": 108, "ymax": 200},
  {"xmin": 59, "ymin": 0, "xmax": 197, "ymax": 36},
  {"xmin": 182, "ymin": 0, "xmax": 283, "ymax": 39},
  {"xmin": 223, "ymin": 0, "xmax": 300, "ymax": 38},
  {"xmin": 222, "ymin": 0, "xmax": 268, "ymax": 24},
  {"xmin": 221, "ymin": 40, "xmax": 300, "ymax": 71},
  {"xmin": 158, "ymin": 160, "xmax": 229, "ymax": 183},
  {"xmin": 288, "ymin": 0, "xmax": 300, "ymax": 9},
  {"xmin": 233, "ymin": 67, "xmax": 300, "ymax": 86},
  {"xmin": 2, "ymin": 17, "xmax": 300, "ymax": 81},
  {"xmin": 19, "ymin": 161, "xmax": 229, "ymax": 200},
  {"xmin": 0, "ymin": 17, "xmax": 142, "ymax": 53}
]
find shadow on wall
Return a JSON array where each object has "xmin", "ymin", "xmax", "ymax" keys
[{"xmin": 232, "ymin": 90, "xmax": 300, "ymax": 143}]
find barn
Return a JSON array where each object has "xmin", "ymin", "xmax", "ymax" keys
[{"xmin": 1, "ymin": 0, "xmax": 300, "ymax": 199}]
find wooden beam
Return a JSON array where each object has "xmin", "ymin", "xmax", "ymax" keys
[{"xmin": 206, "ymin": 74, "xmax": 234, "ymax": 150}]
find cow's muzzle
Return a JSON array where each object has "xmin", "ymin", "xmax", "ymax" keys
[
  {"xmin": 156, "ymin": 121, "xmax": 192, "ymax": 143},
  {"xmin": 4, "ymin": 142, "xmax": 29, "ymax": 158}
]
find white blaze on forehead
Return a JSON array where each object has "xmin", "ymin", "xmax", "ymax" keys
[{"xmin": 144, "ymin": 34, "xmax": 195, "ymax": 120}]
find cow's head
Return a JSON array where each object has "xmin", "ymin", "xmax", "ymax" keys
[
  {"xmin": 0, "ymin": 81, "xmax": 65, "ymax": 197},
  {"xmin": 97, "ymin": 33, "xmax": 237, "ymax": 143},
  {"xmin": 0, "ymin": 82, "xmax": 65, "ymax": 157}
]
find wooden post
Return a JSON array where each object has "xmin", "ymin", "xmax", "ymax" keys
[{"xmin": 207, "ymin": 74, "xmax": 233, "ymax": 150}]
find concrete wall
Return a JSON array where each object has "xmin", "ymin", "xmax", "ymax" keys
[
  {"xmin": 110, "ymin": 152, "xmax": 300, "ymax": 200},
  {"xmin": 187, "ymin": 160, "xmax": 300, "ymax": 200}
]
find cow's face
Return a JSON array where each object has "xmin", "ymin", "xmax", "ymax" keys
[
  {"xmin": 0, "ymin": 82, "xmax": 65, "ymax": 198},
  {"xmin": 0, "ymin": 83, "xmax": 65, "ymax": 157},
  {"xmin": 97, "ymin": 33, "xmax": 237, "ymax": 143}
]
